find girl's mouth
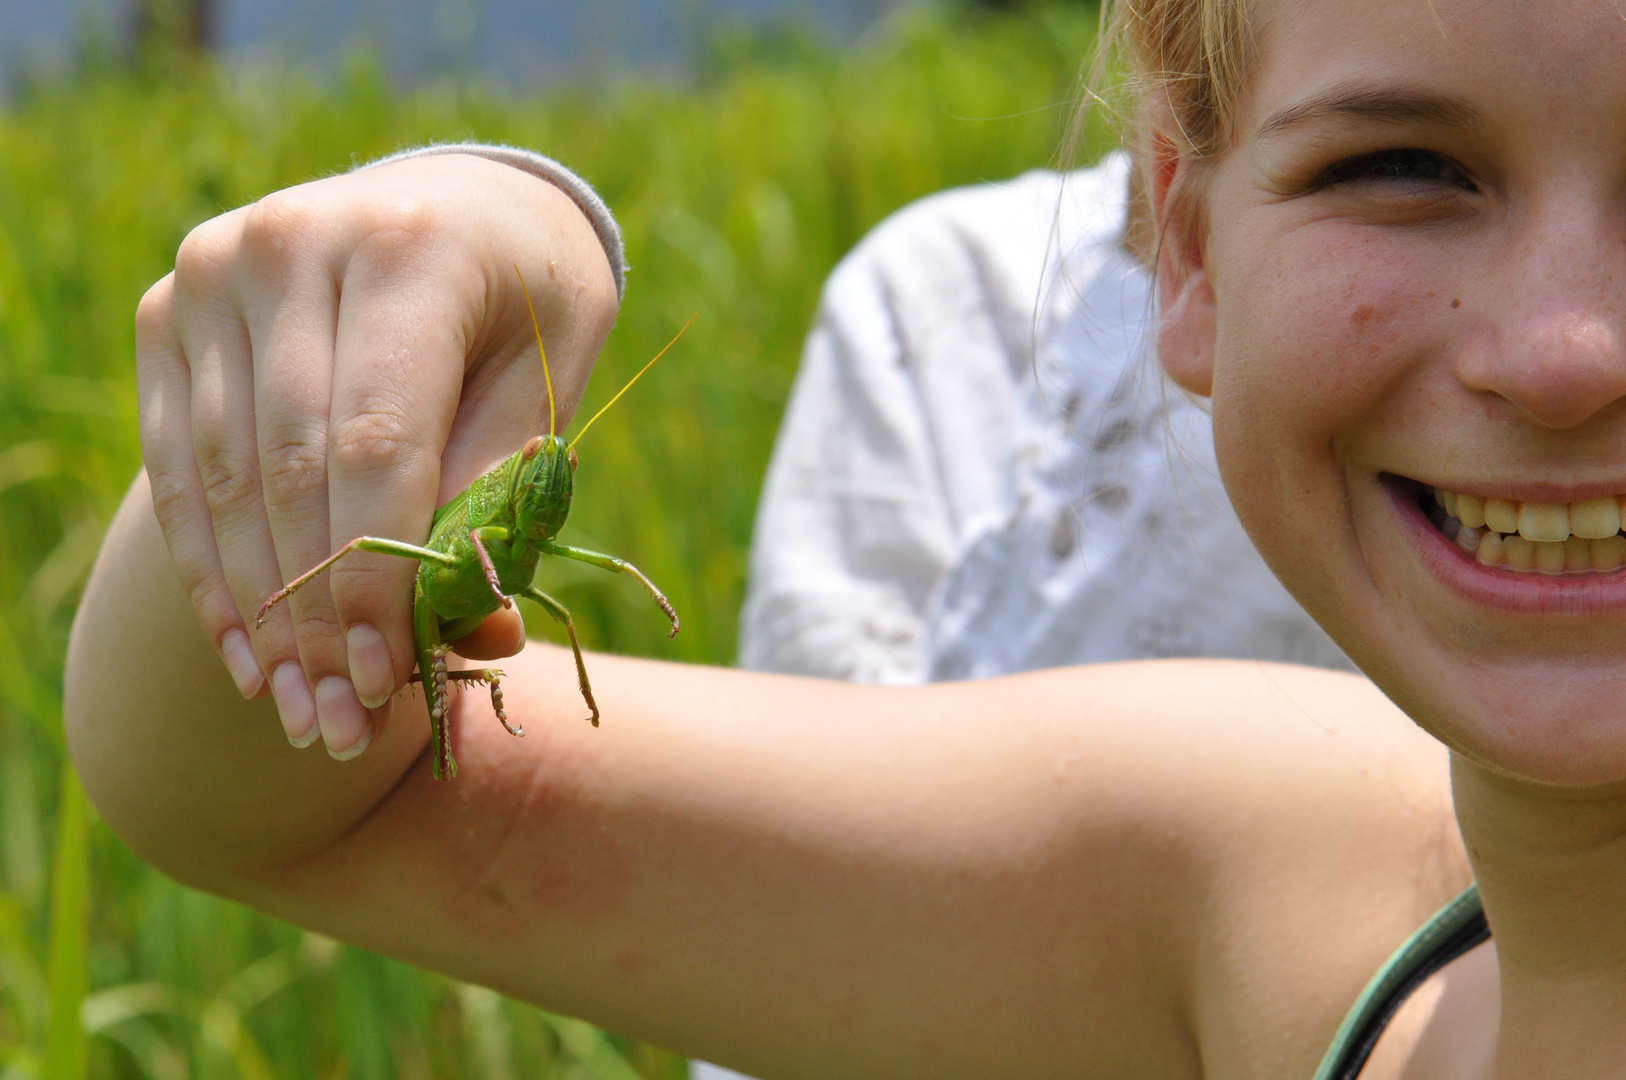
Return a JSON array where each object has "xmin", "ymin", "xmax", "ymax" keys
[{"xmin": 1404, "ymin": 479, "xmax": 1626, "ymax": 575}]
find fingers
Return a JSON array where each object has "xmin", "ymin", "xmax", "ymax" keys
[
  {"xmin": 135, "ymin": 274, "xmax": 269, "ymax": 700},
  {"xmin": 233, "ymin": 190, "xmax": 354, "ymax": 752},
  {"xmin": 172, "ymin": 212, "xmax": 321, "ymax": 746}
]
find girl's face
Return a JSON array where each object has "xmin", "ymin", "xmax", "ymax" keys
[{"xmin": 1171, "ymin": 0, "xmax": 1626, "ymax": 784}]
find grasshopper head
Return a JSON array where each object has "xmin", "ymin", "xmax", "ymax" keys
[{"xmin": 514, "ymin": 434, "xmax": 574, "ymax": 543}]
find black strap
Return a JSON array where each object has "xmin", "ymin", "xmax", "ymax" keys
[{"xmin": 1329, "ymin": 909, "xmax": 1491, "ymax": 1080}]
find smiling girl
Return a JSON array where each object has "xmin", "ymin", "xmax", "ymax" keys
[{"xmin": 63, "ymin": 0, "xmax": 1626, "ymax": 1076}]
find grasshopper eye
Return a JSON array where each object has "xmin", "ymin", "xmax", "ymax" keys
[
  {"xmin": 568, "ymin": 447, "xmax": 579, "ymax": 472},
  {"xmin": 522, "ymin": 436, "xmax": 544, "ymax": 460}
]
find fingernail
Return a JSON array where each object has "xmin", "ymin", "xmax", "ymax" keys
[
  {"xmin": 271, "ymin": 664, "xmax": 320, "ymax": 748},
  {"xmin": 346, "ymin": 623, "xmax": 395, "ymax": 709},
  {"xmin": 315, "ymin": 675, "xmax": 372, "ymax": 761},
  {"xmin": 221, "ymin": 629, "xmax": 264, "ymax": 698}
]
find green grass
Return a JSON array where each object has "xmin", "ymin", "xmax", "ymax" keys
[{"xmin": 0, "ymin": 6, "xmax": 1108, "ymax": 1077}]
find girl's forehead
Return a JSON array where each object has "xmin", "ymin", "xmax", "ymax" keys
[{"xmin": 1243, "ymin": 0, "xmax": 1626, "ymax": 140}]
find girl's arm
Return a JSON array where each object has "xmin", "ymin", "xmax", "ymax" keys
[
  {"xmin": 67, "ymin": 475, "xmax": 1466, "ymax": 1078},
  {"xmin": 66, "ymin": 156, "xmax": 1469, "ymax": 1077}
]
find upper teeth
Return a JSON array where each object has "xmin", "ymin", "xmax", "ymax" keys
[{"xmin": 1436, "ymin": 489, "xmax": 1623, "ymax": 542}]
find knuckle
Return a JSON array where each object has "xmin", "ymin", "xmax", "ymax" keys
[
  {"xmin": 134, "ymin": 276, "xmax": 175, "ymax": 345},
  {"xmin": 327, "ymin": 557, "xmax": 417, "ymax": 622},
  {"xmin": 329, "ymin": 553, "xmax": 414, "ymax": 596},
  {"xmin": 330, "ymin": 404, "xmax": 430, "ymax": 479},
  {"xmin": 258, "ymin": 425, "xmax": 329, "ymax": 511},
  {"xmin": 239, "ymin": 189, "xmax": 322, "ymax": 264},
  {"xmin": 173, "ymin": 218, "xmax": 238, "ymax": 293},
  {"xmin": 353, "ymin": 198, "xmax": 443, "ymax": 269},
  {"xmin": 147, "ymin": 468, "xmax": 203, "ymax": 530},
  {"xmin": 194, "ymin": 443, "xmax": 262, "ymax": 517},
  {"xmin": 290, "ymin": 603, "xmax": 346, "ymax": 647},
  {"xmin": 187, "ymin": 575, "xmax": 239, "ymax": 632}
]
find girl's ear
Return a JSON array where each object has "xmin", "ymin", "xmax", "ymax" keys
[{"xmin": 1149, "ymin": 134, "xmax": 1217, "ymax": 398}]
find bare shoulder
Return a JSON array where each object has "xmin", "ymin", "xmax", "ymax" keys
[{"xmin": 1037, "ymin": 660, "xmax": 1465, "ymax": 1080}]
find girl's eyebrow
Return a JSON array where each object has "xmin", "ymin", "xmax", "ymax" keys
[{"xmin": 1256, "ymin": 81, "xmax": 1481, "ymax": 139}]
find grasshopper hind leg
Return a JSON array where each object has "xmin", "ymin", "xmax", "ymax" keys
[
  {"xmin": 409, "ymin": 650, "xmax": 524, "ymax": 779},
  {"xmin": 413, "ymin": 594, "xmax": 457, "ymax": 781},
  {"xmin": 432, "ymin": 668, "xmax": 522, "ymax": 737},
  {"xmin": 428, "ymin": 646, "xmax": 457, "ymax": 781}
]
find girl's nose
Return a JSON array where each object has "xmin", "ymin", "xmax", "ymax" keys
[
  {"xmin": 1459, "ymin": 308, "xmax": 1626, "ymax": 430},
  {"xmin": 1455, "ymin": 208, "xmax": 1626, "ymax": 430}
]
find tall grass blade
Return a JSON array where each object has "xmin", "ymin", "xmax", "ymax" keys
[
  {"xmin": 550, "ymin": 1016, "xmax": 644, "ymax": 1080},
  {"xmin": 42, "ymin": 763, "xmax": 89, "ymax": 1080},
  {"xmin": 0, "ymin": 890, "xmax": 47, "ymax": 1044}
]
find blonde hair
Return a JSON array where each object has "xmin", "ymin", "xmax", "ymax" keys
[{"xmin": 1072, "ymin": 0, "xmax": 1257, "ymax": 265}]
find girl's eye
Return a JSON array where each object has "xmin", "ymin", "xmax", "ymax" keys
[{"xmin": 1316, "ymin": 149, "xmax": 1475, "ymax": 191}]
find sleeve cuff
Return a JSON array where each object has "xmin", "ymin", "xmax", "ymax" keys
[{"xmin": 358, "ymin": 142, "xmax": 627, "ymax": 301}]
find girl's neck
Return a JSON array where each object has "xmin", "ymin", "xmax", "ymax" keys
[{"xmin": 1450, "ymin": 753, "xmax": 1626, "ymax": 1077}]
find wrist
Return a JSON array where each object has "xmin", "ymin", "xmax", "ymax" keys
[{"xmin": 357, "ymin": 142, "xmax": 626, "ymax": 302}]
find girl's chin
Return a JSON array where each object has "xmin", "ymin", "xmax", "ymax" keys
[
  {"xmin": 1298, "ymin": 475, "xmax": 1626, "ymax": 788},
  {"xmin": 1388, "ymin": 659, "xmax": 1626, "ymax": 788},
  {"xmin": 1365, "ymin": 524, "xmax": 1626, "ymax": 784}
]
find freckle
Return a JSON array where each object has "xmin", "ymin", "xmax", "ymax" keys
[
  {"xmin": 1452, "ymin": 298, "xmax": 1461, "ymax": 309},
  {"xmin": 1351, "ymin": 304, "xmax": 1375, "ymax": 326},
  {"xmin": 612, "ymin": 945, "xmax": 648, "ymax": 976}
]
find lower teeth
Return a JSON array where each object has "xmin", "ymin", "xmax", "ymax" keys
[{"xmin": 1432, "ymin": 516, "xmax": 1626, "ymax": 574}]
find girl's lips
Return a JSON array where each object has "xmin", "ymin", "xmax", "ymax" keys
[{"xmin": 1384, "ymin": 475, "xmax": 1626, "ymax": 617}]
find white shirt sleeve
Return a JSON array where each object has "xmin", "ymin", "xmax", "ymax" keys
[
  {"xmin": 739, "ymin": 154, "xmax": 1352, "ymax": 682},
  {"xmin": 735, "ymin": 169, "xmax": 1100, "ymax": 682}
]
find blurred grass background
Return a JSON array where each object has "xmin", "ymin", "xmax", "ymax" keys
[{"xmin": 0, "ymin": 4, "xmax": 1107, "ymax": 1077}]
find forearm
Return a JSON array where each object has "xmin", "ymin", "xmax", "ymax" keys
[{"xmin": 65, "ymin": 472, "xmax": 427, "ymax": 886}]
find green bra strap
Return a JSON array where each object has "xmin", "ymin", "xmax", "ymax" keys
[{"xmin": 1311, "ymin": 884, "xmax": 1486, "ymax": 1080}]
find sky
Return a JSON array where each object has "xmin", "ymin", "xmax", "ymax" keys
[{"xmin": 0, "ymin": 0, "xmax": 922, "ymax": 88}]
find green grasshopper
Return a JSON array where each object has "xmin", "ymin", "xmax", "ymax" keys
[{"xmin": 255, "ymin": 269, "xmax": 687, "ymax": 780}]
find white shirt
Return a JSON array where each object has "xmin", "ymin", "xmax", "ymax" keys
[{"xmin": 737, "ymin": 153, "xmax": 1351, "ymax": 683}]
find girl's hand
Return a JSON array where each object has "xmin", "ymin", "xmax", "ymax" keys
[{"xmin": 135, "ymin": 153, "xmax": 617, "ymax": 758}]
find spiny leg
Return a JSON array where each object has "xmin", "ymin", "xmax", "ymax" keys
[
  {"xmin": 255, "ymin": 536, "xmax": 457, "ymax": 628},
  {"xmin": 473, "ymin": 669, "xmax": 518, "ymax": 736},
  {"xmin": 521, "ymin": 585, "xmax": 600, "ymax": 727},
  {"xmin": 410, "ymin": 668, "xmax": 522, "ymax": 738},
  {"xmin": 541, "ymin": 542, "xmax": 680, "ymax": 637},
  {"xmin": 414, "ymin": 592, "xmax": 456, "ymax": 781},
  {"xmin": 469, "ymin": 526, "xmax": 514, "ymax": 610},
  {"xmin": 430, "ymin": 645, "xmax": 456, "ymax": 780}
]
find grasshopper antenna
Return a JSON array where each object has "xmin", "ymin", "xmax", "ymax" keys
[
  {"xmin": 567, "ymin": 314, "xmax": 696, "ymax": 453},
  {"xmin": 515, "ymin": 265, "xmax": 556, "ymax": 439}
]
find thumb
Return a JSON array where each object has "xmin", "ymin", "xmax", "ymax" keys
[{"xmin": 448, "ymin": 607, "xmax": 527, "ymax": 661}]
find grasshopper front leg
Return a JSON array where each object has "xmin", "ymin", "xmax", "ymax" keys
[
  {"xmin": 469, "ymin": 526, "xmax": 514, "ymax": 610},
  {"xmin": 541, "ymin": 542, "xmax": 680, "ymax": 637}
]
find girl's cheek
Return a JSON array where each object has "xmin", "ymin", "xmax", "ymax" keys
[{"xmin": 1206, "ymin": 221, "xmax": 1460, "ymax": 595}]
